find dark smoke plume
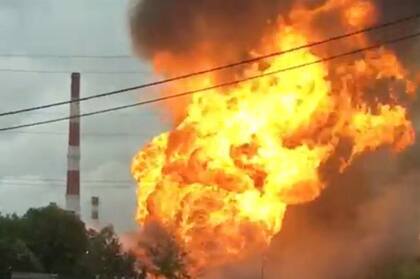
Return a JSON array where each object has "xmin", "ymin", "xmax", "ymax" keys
[
  {"xmin": 130, "ymin": 0, "xmax": 419, "ymax": 63},
  {"xmin": 130, "ymin": 0, "xmax": 290, "ymax": 60},
  {"xmin": 130, "ymin": 0, "xmax": 420, "ymax": 277},
  {"xmin": 204, "ymin": 156, "xmax": 420, "ymax": 279},
  {"xmin": 130, "ymin": 0, "xmax": 419, "ymax": 122}
]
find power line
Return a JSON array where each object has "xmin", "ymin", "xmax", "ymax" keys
[
  {"xmin": 0, "ymin": 177, "xmax": 133, "ymax": 184},
  {"xmin": 0, "ymin": 178, "xmax": 135, "ymax": 189},
  {"xmin": 1, "ymin": 13, "xmax": 418, "ymax": 117},
  {"xmin": 1, "ymin": 130, "xmax": 154, "ymax": 137},
  {"xmin": 0, "ymin": 68, "xmax": 153, "ymax": 75},
  {"xmin": 0, "ymin": 183, "xmax": 133, "ymax": 189},
  {"xmin": 1, "ymin": 31, "xmax": 419, "ymax": 132},
  {"xmin": 0, "ymin": 54, "xmax": 132, "ymax": 59},
  {"xmin": 4, "ymin": 110, "xmax": 165, "ymax": 117}
]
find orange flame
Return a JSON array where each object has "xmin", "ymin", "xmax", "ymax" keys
[
  {"xmin": 345, "ymin": 1, "xmax": 377, "ymax": 28},
  {"xmin": 132, "ymin": 0, "xmax": 416, "ymax": 272}
]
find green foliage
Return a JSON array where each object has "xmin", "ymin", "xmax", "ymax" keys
[
  {"xmin": 0, "ymin": 214, "xmax": 24, "ymax": 240},
  {"xmin": 138, "ymin": 223, "xmax": 190, "ymax": 279},
  {"xmin": 366, "ymin": 258, "xmax": 420, "ymax": 279},
  {"xmin": 0, "ymin": 213, "xmax": 43, "ymax": 273},
  {"xmin": 21, "ymin": 204, "xmax": 88, "ymax": 274},
  {"xmin": 0, "ymin": 238, "xmax": 43, "ymax": 272},
  {"xmin": 0, "ymin": 205, "xmax": 143, "ymax": 279},
  {"xmin": 75, "ymin": 226, "xmax": 145, "ymax": 279}
]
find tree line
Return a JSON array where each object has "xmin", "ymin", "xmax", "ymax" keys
[
  {"xmin": 0, "ymin": 204, "xmax": 191, "ymax": 279},
  {"xmin": 0, "ymin": 204, "xmax": 142, "ymax": 279},
  {"xmin": 1, "ymin": 204, "xmax": 417, "ymax": 279}
]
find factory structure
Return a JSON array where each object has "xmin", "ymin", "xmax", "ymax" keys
[
  {"xmin": 65, "ymin": 72, "xmax": 99, "ymax": 222},
  {"xmin": 66, "ymin": 73, "xmax": 81, "ymax": 215}
]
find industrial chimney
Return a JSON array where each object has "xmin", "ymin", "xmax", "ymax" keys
[
  {"xmin": 66, "ymin": 72, "xmax": 81, "ymax": 215},
  {"xmin": 91, "ymin": 196, "xmax": 100, "ymax": 221}
]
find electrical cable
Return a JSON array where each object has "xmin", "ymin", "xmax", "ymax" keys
[
  {"xmin": 0, "ymin": 13, "xmax": 418, "ymax": 117},
  {"xmin": 0, "ymin": 31, "xmax": 418, "ymax": 132}
]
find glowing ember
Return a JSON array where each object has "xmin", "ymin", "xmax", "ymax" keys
[
  {"xmin": 345, "ymin": 1, "xmax": 377, "ymax": 27},
  {"xmin": 131, "ymin": 0, "xmax": 416, "ymax": 272}
]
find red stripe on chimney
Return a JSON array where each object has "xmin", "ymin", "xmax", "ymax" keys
[
  {"xmin": 69, "ymin": 122, "xmax": 80, "ymax": 146},
  {"xmin": 66, "ymin": 170, "xmax": 80, "ymax": 195}
]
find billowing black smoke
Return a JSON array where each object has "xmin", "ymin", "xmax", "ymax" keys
[
  {"xmin": 130, "ymin": 0, "xmax": 419, "ymax": 61},
  {"xmin": 373, "ymin": 0, "xmax": 420, "ymax": 68},
  {"xmin": 130, "ymin": 0, "xmax": 290, "ymax": 59},
  {"xmin": 130, "ymin": 0, "xmax": 420, "ymax": 278}
]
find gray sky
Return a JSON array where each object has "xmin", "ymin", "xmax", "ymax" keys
[{"xmin": 0, "ymin": 0, "xmax": 168, "ymax": 232}]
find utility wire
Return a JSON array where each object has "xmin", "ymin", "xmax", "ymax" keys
[
  {"xmin": 0, "ymin": 54, "xmax": 132, "ymax": 59},
  {"xmin": 1, "ymin": 177, "xmax": 133, "ymax": 184},
  {"xmin": 0, "ymin": 183, "xmax": 133, "ymax": 189},
  {"xmin": 0, "ymin": 178, "xmax": 135, "ymax": 188},
  {"xmin": 1, "ymin": 130, "xmax": 153, "ymax": 137},
  {"xmin": 4, "ymin": 110, "xmax": 164, "ymax": 117},
  {"xmin": 0, "ymin": 69, "xmax": 152, "ymax": 75},
  {"xmin": 0, "ymin": 13, "xmax": 418, "ymax": 117},
  {"xmin": 0, "ymin": 31, "xmax": 419, "ymax": 132}
]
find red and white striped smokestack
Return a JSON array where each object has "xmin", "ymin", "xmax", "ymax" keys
[{"xmin": 66, "ymin": 72, "xmax": 81, "ymax": 215}]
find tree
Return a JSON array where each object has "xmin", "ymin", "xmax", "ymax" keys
[
  {"xmin": 367, "ymin": 259, "xmax": 420, "ymax": 279},
  {"xmin": 21, "ymin": 204, "xmax": 88, "ymax": 274},
  {"xmin": 75, "ymin": 226, "xmax": 144, "ymax": 279},
  {"xmin": 0, "ymin": 238, "xmax": 43, "ymax": 273},
  {"xmin": 0, "ymin": 214, "xmax": 43, "ymax": 274},
  {"xmin": 0, "ymin": 214, "xmax": 24, "ymax": 240},
  {"xmin": 0, "ymin": 205, "xmax": 144, "ymax": 279},
  {"xmin": 138, "ymin": 222, "xmax": 190, "ymax": 279}
]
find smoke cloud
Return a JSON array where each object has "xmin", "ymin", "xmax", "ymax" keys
[
  {"xmin": 129, "ymin": 0, "xmax": 420, "ymax": 277},
  {"xmin": 130, "ymin": 0, "xmax": 419, "ymax": 121},
  {"xmin": 130, "ymin": 0, "xmax": 289, "ymax": 62},
  {"xmin": 205, "ymin": 160, "xmax": 420, "ymax": 279},
  {"xmin": 130, "ymin": 0, "xmax": 419, "ymax": 118},
  {"xmin": 266, "ymin": 160, "xmax": 420, "ymax": 279},
  {"xmin": 130, "ymin": 0, "xmax": 419, "ymax": 64}
]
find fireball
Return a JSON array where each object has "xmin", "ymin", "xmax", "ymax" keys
[{"xmin": 131, "ymin": 0, "xmax": 416, "ymax": 272}]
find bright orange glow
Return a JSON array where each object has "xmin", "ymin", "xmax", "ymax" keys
[
  {"xmin": 345, "ymin": 1, "xmax": 377, "ymax": 27},
  {"xmin": 131, "ymin": 0, "xmax": 416, "ymax": 272}
]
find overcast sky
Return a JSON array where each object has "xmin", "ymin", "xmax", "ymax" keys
[{"xmin": 0, "ymin": 0, "xmax": 168, "ymax": 232}]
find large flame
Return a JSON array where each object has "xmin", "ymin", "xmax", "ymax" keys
[{"xmin": 131, "ymin": 0, "xmax": 416, "ymax": 271}]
